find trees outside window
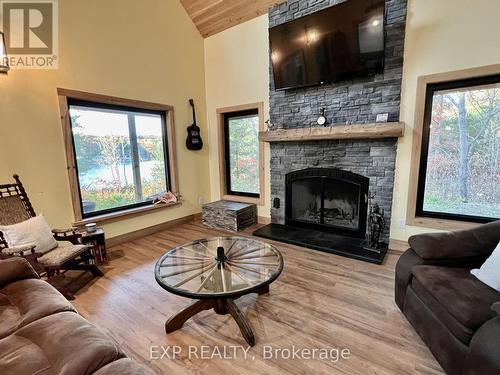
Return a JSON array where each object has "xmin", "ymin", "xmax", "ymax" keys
[
  {"xmin": 417, "ymin": 75, "xmax": 500, "ymax": 222},
  {"xmin": 223, "ymin": 109, "xmax": 260, "ymax": 198},
  {"xmin": 68, "ymin": 100, "xmax": 170, "ymax": 218}
]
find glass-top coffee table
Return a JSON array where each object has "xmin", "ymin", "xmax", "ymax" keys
[{"xmin": 155, "ymin": 236, "xmax": 284, "ymax": 346}]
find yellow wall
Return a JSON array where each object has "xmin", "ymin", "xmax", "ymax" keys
[
  {"xmin": 203, "ymin": 0, "xmax": 500, "ymax": 241},
  {"xmin": 0, "ymin": 0, "xmax": 211, "ymax": 238},
  {"xmin": 204, "ymin": 15, "xmax": 271, "ymax": 218}
]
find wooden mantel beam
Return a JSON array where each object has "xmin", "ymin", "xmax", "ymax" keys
[{"xmin": 259, "ymin": 122, "xmax": 405, "ymax": 143}]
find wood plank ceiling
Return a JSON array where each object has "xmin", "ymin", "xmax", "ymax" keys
[{"xmin": 180, "ymin": 0, "xmax": 286, "ymax": 38}]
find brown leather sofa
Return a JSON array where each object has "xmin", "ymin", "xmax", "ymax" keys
[
  {"xmin": 0, "ymin": 257, "xmax": 156, "ymax": 375},
  {"xmin": 395, "ymin": 220, "xmax": 500, "ymax": 375}
]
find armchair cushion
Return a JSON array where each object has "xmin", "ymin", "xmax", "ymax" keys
[
  {"xmin": 408, "ymin": 220, "xmax": 500, "ymax": 260},
  {"xmin": 0, "ymin": 214, "xmax": 57, "ymax": 254},
  {"xmin": 0, "ymin": 258, "xmax": 38, "ymax": 288},
  {"xmin": 37, "ymin": 242, "xmax": 88, "ymax": 267},
  {"xmin": 411, "ymin": 265, "xmax": 500, "ymax": 344}
]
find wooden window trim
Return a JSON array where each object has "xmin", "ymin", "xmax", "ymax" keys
[
  {"xmin": 73, "ymin": 201, "xmax": 183, "ymax": 226},
  {"xmin": 57, "ymin": 88, "xmax": 180, "ymax": 223},
  {"xmin": 406, "ymin": 64, "xmax": 500, "ymax": 231},
  {"xmin": 216, "ymin": 102, "xmax": 265, "ymax": 206}
]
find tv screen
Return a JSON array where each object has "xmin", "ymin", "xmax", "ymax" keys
[{"xmin": 269, "ymin": 0, "xmax": 385, "ymax": 90}]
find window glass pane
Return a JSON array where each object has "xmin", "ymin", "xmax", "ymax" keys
[
  {"xmin": 69, "ymin": 104, "xmax": 168, "ymax": 217},
  {"xmin": 422, "ymin": 82, "xmax": 500, "ymax": 219},
  {"xmin": 227, "ymin": 113, "xmax": 260, "ymax": 195},
  {"xmin": 135, "ymin": 114, "xmax": 168, "ymax": 200}
]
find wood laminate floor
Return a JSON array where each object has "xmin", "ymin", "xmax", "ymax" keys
[{"xmin": 70, "ymin": 220, "xmax": 444, "ymax": 375}]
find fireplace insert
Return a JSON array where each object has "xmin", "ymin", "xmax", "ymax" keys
[{"xmin": 285, "ymin": 168, "xmax": 369, "ymax": 238}]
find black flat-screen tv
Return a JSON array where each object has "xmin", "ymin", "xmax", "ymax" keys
[{"xmin": 269, "ymin": 0, "xmax": 385, "ymax": 90}]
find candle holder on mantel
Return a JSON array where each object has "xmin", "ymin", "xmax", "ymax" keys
[{"xmin": 265, "ymin": 120, "xmax": 276, "ymax": 131}]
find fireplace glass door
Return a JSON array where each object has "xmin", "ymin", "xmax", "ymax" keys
[{"xmin": 286, "ymin": 168, "xmax": 369, "ymax": 238}]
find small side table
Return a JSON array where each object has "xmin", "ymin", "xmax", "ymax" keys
[{"xmin": 80, "ymin": 228, "xmax": 107, "ymax": 264}]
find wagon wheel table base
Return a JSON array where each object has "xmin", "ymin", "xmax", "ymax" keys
[
  {"xmin": 155, "ymin": 237, "xmax": 284, "ymax": 347},
  {"xmin": 165, "ymin": 284, "xmax": 270, "ymax": 346}
]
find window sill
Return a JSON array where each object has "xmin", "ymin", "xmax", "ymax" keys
[
  {"xmin": 406, "ymin": 216, "xmax": 482, "ymax": 231},
  {"xmin": 73, "ymin": 201, "xmax": 182, "ymax": 226},
  {"xmin": 222, "ymin": 194, "xmax": 263, "ymax": 206}
]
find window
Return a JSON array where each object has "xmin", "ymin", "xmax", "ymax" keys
[
  {"xmin": 416, "ymin": 74, "xmax": 500, "ymax": 223},
  {"xmin": 217, "ymin": 103, "xmax": 264, "ymax": 204},
  {"xmin": 58, "ymin": 89, "xmax": 178, "ymax": 222},
  {"xmin": 224, "ymin": 109, "xmax": 260, "ymax": 198}
]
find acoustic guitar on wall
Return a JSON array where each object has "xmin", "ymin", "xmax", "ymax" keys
[{"xmin": 185, "ymin": 99, "xmax": 203, "ymax": 151}]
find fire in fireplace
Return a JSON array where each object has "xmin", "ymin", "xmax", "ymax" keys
[{"xmin": 285, "ymin": 168, "xmax": 369, "ymax": 238}]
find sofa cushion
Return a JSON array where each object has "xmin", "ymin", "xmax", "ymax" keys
[
  {"xmin": 0, "ymin": 311, "xmax": 126, "ymax": 375},
  {"xmin": 411, "ymin": 265, "xmax": 500, "ymax": 344},
  {"xmin": 0, "ymin": 257, "xmax": 39, "ymax": 289},
  {"xmin": 409, "ymin": 220, "xmax": 500, "ymax": 260},
  {"xmin": 0, "ymin": 278, "xmax": 75, "ymax": 339},
  {"xmin": 92, "ymin": 358, "xmax": 156, "ymax": 375},
  {"xmin": 493, "ymin": 302, "xmax": 500, "ymax": 315}
]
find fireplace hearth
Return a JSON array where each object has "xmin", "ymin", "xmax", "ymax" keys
[{"xmin": 254, "ymin": 166, "xmax": 388, "ymax": 264}]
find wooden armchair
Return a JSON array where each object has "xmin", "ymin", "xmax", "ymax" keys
[{"xmin": 0, "ymin": 174, "xmax": 103, "ymax": 299}]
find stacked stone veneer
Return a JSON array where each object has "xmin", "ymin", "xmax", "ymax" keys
[
  {"xmin": 268, "ymin": 0, "xmax": 407, "ymax": 242},
  {"xmin": 270, "ymin": 139, "xmax": 396, "ymax": 242},
  {"xmin": 269, "ymin": 0, "xmax": 407, "ymax": 126}
]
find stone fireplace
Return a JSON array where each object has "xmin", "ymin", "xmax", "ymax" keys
[
  {"xmin": 254, "ymin": 138, "xmax": 399, "ymax": 264},
  {"xmin": 270, "ymin": 138, "xmax": 397, "ymax": 244},
  {"xmin": 253, "ymin": 0, "xmax": 408, "ymax": 263}
]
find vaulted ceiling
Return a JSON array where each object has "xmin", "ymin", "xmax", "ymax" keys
[{"xmin": 180, "ymin": 0, "xmax": 285, "ymax": 38}]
